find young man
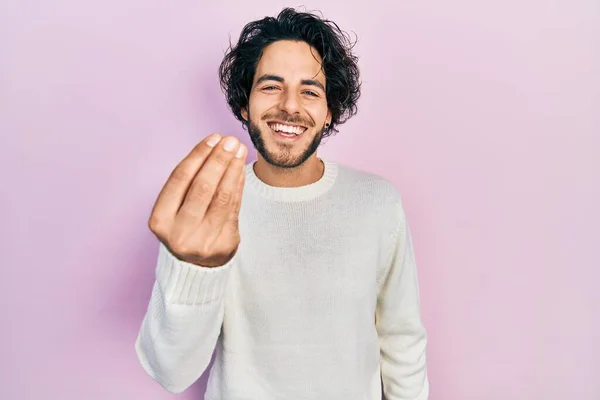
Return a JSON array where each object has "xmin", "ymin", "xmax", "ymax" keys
[{"xmin": 135, "ymin": 8, "xmax": 429, "ymax": 400}]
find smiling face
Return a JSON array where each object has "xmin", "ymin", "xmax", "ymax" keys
[{"xmin": 241, "ymin": 40, "xmax": 331, "ymax": 168}]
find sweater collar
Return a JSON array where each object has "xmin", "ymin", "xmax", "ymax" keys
[{"xmin": 245, "ymin": 159, "xmax": 338, "ymax": 202}]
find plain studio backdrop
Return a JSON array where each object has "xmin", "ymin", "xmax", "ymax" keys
[{"xmin": 1, "ymin": 1, "xmax": 598, "ymax": 399}]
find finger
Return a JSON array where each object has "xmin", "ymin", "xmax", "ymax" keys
[
  {"xmin": 150, "ymin": 133, "xmax": 222, "ymax": 227},
  {"xmin": 177, "ymin": 136, "xmax": 241, "ymax": 222},
  {"xmin": 199, "ymin": 143, "xmax": 247, "ymax": 248},
  {"xmin": 215, "ymin": 166, "xmax": 246, "ymax": 247},
  {"xmin": 230, "ymin": 158, "xmax": 246, "ymax": 219}
]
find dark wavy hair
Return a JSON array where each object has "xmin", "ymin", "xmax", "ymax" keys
[{"xmin": 218, "ymin": 7, "xmax": 361, "ymax": 137}]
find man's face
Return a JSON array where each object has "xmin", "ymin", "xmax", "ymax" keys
[{"xmin": 241, "ymin": 40, "xmax": 331, "ymax": 168}]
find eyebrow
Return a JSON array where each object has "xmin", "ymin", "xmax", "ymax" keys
[{"xmin": 256, "ymin": 74, "xmax": 325, "ymax": 92}]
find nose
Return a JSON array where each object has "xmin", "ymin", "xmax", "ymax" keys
[{"xmin": 279, "ymin": 90, "xmax": 301, "ymax": 115}]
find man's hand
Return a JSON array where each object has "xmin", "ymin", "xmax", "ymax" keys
[{"xmin": 148, "ymin": 134, "xmax": 247, "ymax": 267}]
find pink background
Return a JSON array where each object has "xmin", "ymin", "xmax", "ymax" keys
[{"xmin": 1, "ymin": 1, "xmax": 598, "ymax": 399}]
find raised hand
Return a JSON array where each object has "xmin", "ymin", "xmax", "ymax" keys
[{"xmin": 148, "ymin": 134, "xmax": 247, "ymax": 267}]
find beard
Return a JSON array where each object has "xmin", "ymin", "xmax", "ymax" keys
[{"xmin": 247, "ymin": 112, "xmax": 325, "ymax": 169}]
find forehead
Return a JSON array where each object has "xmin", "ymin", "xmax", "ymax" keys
[{"xmin": 254, "ymin": 40, "xmax": 325, "ymax": 84}]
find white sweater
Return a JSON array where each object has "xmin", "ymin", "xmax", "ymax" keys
[{"xmin": 135, "ymin": 160, "xmax": 429, "ymax": 400}]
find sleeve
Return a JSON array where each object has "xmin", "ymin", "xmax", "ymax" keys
[
  {"xmin": 134, "ymin": 242, "xmax": 233, "ymax": 393},
  {"xmin": 376, "ymin": 203, "xmax": 429, "ymax": 400}
]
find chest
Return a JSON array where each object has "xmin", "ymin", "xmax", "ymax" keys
[{"xmin": 233, "ymin": 206, "xmax": 382, "ymax": 320}]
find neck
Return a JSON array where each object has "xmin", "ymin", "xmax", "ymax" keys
[{"xmin": 252, "ymin": 154, "xmax": 324, "ymax": 188}]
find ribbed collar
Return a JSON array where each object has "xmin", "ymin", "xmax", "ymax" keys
[{"xmin": 245, "ymin": 159, "xmax": 338, "ymax": 202}]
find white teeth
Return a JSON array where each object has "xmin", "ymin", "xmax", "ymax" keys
[{"xmin": 270, "ymin": 123, "xmax": 305, "ymax": 135}]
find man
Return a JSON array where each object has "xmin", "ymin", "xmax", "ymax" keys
[{"xmin": 135, "ymin": 7, "xmax": 429, "ymax": 400}]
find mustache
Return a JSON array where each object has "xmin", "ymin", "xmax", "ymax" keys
[{"xmin": 261, "ymin": 111, "xmax": 315, "ymax": 128}]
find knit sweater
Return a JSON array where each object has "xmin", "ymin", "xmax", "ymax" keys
[{"xmin": 135, "ymin": 160, "xmax": 429, "ymax": 399}]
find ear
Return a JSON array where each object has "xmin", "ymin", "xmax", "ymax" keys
[
  {"xmin": 241, "ymin": 107, "xmax": 248, "ymax": 121},
  {"xmin": 326, "ymin": 110, "xmax": 332, "ymax": 126}
]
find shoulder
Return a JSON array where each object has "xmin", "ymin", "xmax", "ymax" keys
[
  {"xmin": 334, "ymin": 162, "xmax": 403, "ymax": 204},
  {"xmin": 332, "ymin": 161, "xmax": 406, "ymax": 221}
]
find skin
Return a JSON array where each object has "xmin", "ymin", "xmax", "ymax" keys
[
  {"xmin": 148, "ymin": 133, "xmax": 247, "ymax": 267},
  {"xmin": 148, "ymin": 40, "xmax": 331, "ymax": 267},
  {"xmin": 241, "ymin": 40, "xmax": 332, "ymax": 188}
]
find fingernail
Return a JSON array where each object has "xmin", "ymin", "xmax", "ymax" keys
[
  {"xmin": 206, "ymin": 134, "xmax": 221, "ymax": 147},
  {"xmin": 223, "ymin": 137, "xmax": 239, "ymax": 152},
  {"xmin": 235, "ymin": 144, "xmax": 246, "ymax": 159}
]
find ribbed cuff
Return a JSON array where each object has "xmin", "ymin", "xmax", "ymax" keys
[{"xmin": 155, "ymin": 243, "xmax": 234, "ymax": 306}]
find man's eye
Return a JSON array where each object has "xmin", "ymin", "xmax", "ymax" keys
[
  {"xmin": 304, "ymin": 91, "xmax": 318, "ymax": 97},
  {"xmin": 263, "ymin": 86, "xmax": 278, "ymax": 90}
]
